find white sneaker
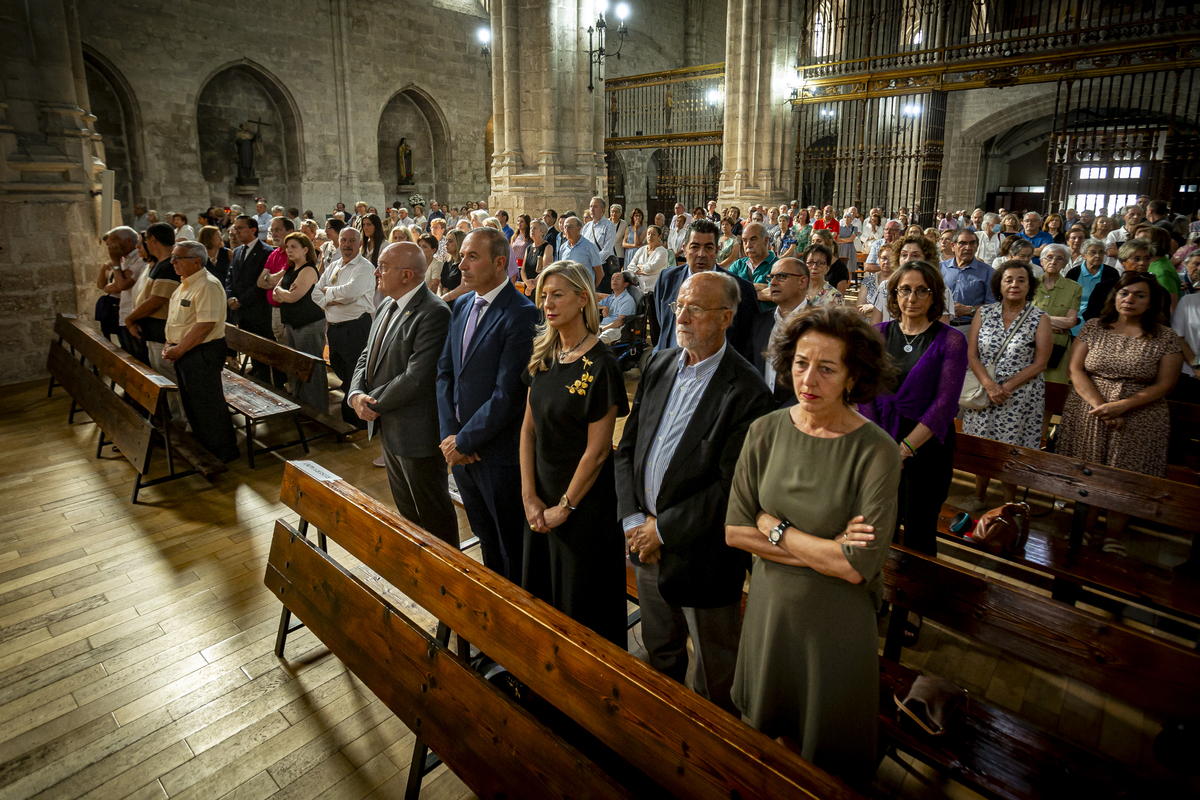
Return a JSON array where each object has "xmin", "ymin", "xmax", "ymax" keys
[{"xmin": 373, "ymin": 454, "xmax": 386, "ymax": 468}]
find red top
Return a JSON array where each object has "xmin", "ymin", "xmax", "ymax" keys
[
  {"xmin": 264, "ymin": 247, "xmax": 289, "ymax": 306},
  {"xmin": 814, "ymin": 219, "xmax": 841, "ymax": 235}
]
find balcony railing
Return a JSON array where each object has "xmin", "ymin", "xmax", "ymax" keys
[
  {"xmin": 798, "ymin": 1, "xmax": 1199, "ymax": 83},
  {"xmin": 603, "ymin": 64, "xmax": 725, "ymax": 142}
]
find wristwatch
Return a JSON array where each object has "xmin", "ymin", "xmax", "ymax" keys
[
  {"xmin": 559, "ymin": 494, "xmax": 576, "ymax": 511},
  {"xmin": 768, "ymin": 519, "xmax": 790, "ymax": 546}
]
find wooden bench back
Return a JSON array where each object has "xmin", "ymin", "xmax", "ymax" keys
[
  {"xmin": 265, "ymin": 517, "xmax": 632, "ymax": 800},
  {"xmin": 954, "ymin": 431, "xmax": 1200, "ymax": 534},
  {"xmin": 46, "ymin": 340, "xmax": 154, "ymax": 473},
  {"xmin": 224, "ymin": 323, "xmax": 316, "ymax": 382},
  {"xmin": 54, "ymin": 314, "xmax": 174, "ymax": 414},
  {"xmin": 274, "ymin": 461, "xmax": 859, "ymax": 800},
  {"xmin": 883, "ymin": 545, "xmax": 1200, "ymax": 720}
]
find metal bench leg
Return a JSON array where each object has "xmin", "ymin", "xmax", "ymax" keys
[
  {"xmin": 132, "ymin": 472, "xmax": 143, "ymax": 504},
  {"xmin": 246, "ymin": 419, "xmax": 256, "ymax": 468},
  {"xmin": 68, "ymin": 399, "xmax": 78, "ymax": 424},
  {"xmin": 294, "ymin": 414, "xmax": 310, "ymax": 455},
  {"xmin": 97, "ymin": 432, "xmax": 108, "ymax": 459}
]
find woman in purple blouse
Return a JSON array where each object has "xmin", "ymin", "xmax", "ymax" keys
[
  {"xmin": 860, "ymin": 260, "xmax": 966, "ymax": 642},
  {"xmin": 860, "ymin": 260, "xmax": 967, "ymax": 553}
]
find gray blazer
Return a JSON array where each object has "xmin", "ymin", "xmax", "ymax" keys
[{"xmin": 350, "ymin": 284, "xmax": 451, "ymax": 458}]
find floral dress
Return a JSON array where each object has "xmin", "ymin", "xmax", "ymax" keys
[
  {"xmin": 808, "ymin": 282, "xmax": 845, "ymax": 308},
  {"xmin": 963, "ymin": 302, "xmax": 1046, "ymax": 448},
  {"xmin": 1056, "ymin": 320, "xmax": 1181, "ymax": 477}
]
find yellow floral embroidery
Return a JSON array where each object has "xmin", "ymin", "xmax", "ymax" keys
[{"xmin": 566, "ymin": 356, "xmax": 597, "ymax": 395}]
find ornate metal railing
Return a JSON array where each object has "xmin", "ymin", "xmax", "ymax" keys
[
  {"xmin": 793, "ymin": 0, "xmax": 1200, "ymax": 102},
  {"xmin": 604, "ymin": 64, "xmax": 725, "ymax": 143}
]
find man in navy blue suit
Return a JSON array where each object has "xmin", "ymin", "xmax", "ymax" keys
[
  {"xmin": 436, "ymin": 227, "xmax": 539, "ymax": 584},
  {"xmin": 653, "ymin": 218, "xmax": 760, "ymax": 361}
]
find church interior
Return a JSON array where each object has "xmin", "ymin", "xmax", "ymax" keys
[{"xmin": 2, "ymin": 0, "xmax": 1200, "ymax": 797}]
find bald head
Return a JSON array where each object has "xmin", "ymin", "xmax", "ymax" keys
[{"xmin": 376, "ymin": 242, "xmax": 425, "ymax": 298}]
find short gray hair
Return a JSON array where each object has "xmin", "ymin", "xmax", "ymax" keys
[
  {"xmin": 530, "ymin": 219, "xmax": 548, "ymax": 236},
  {"xmin": 339, "ymin": 226, "xmax": 362, "ymax": 242},
  {"xmin": 1040, "ymin": 243, "xmax": 1070, "ymax": 263},
  {"xmin": 984, "ymin": 212, "xmax": 1001, "ymax": 225},
  {"xmin": 175, "ymin": 240, "xmax": 208, "ymax": 261},
  {"xmin": 106, "ymin": 226, "xmax": 138, "ymax": 245},
  {"xmin": 1023, "ymin": 211, "xmax": 1042, "ymax": 223},
  {"xmin": 271, "ymin": 205, "xmax": 284, "ymax": 214},
  {"xmin": 1081, "ymin": 237, "xmax": 1106, "ymax": 254}
]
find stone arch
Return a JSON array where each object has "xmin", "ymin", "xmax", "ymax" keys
[
  {"xmin": 195, "ymin": 60, "xmax": 304, "ymax": 207},
  {"xmin": 81, "ymin": 47, "xmax": 143, "ymax": 225},
  {"xmin": 377, "ymin": 85, "xmax": 451, "ymax": 208}
]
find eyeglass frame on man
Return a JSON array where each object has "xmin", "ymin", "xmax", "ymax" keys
[{"xmin": 668, "ymin": 301, "xmax": 732, "ymax": 317}]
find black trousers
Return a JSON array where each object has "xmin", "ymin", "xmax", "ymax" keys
[
  {"xmin": 645, "ymin": 291, "xmax": 659, "ymax": 344},
  {"xmin": 383, "ymin": 445, "xmax": 458, "ymax": 548},
  {"xmin": 174, "ymin": 339, "xmax": 239, "ymax": 462},
  {"xmin": 327, "ymin": 313, "xmax": 372, "ymax": 427},
  {"xmin": 238, "ymin": 311, "xmax": 286, "ymax": 387},
  {"xmin": 452, "ymin": 460, "xmax": 525, "ymax": 585},
  {"xmin": 895, "ymin": 425, "xmax": 955, "ymax": 556},
  {"xmin": 118, "ymin": 326, "xmax": 150, "ymax": 366}
]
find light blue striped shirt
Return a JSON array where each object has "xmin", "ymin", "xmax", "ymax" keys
[{"xmin": 622, "ymin": 343, "xmax": 726, "ymax": 539}]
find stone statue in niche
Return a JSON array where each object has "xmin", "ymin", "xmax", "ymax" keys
[
  {"xmin": 397, "ymin": 138, "xmax": 414, "ymax": 184},
  {"xmin": 234, "ymin": 123, "xmax": 258, "ymax": 182}
]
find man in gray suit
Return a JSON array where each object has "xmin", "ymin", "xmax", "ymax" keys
[{"xmin": 348, "ymin": 242, "xmax": 457, "ymax": 546}]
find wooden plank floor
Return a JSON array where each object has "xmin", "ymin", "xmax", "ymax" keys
[
  {"xmin": 0, "ymin": 378, "xmax": 477, "ymax": 800},
  {"xmin": 2, "ymin": 369, "xmax": 1194, "ymax": 799}
]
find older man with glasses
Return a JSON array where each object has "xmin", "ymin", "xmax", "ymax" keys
[
  {"xmin": 940, "ymin": 229, "xmax": 995, "ymax": 332},
  {"xmin": 162, "ymin": 241, "xmax": 239, "ymax": 463},
  {"xmin": 750, "ymin": 258, "xmax": 810, "ymax": 407},
  {"xmin": 727, "ymin": 222, "xmax": 777, "ymax": 311}
]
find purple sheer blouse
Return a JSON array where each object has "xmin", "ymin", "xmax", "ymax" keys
[{"xmin": 860, "ymin": 322, "xmax": 968, "ymax": 443}]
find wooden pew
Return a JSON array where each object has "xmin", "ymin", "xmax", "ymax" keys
[
  {"xmin": 941, "ymin": 431, "xmax": 1200, "ymax": 627},
  {"xmin": 46, "ymin": 314, "xmax": 226, "ymax": 501},
  {"xmin": 880, "ymin": 545, "xmax": 1198, "ymax": 799},
  {"xmin": 268, "ymin": 461, "xmax": 861, "ymax": 800},
  {"xmin": 222, "ymin": 324, "xmax": 356, "ymax": 467}
]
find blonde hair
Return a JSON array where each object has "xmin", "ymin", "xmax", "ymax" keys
[{"xmin": 527, "ymin": 261, "xmax": 600, "ymax": 376}]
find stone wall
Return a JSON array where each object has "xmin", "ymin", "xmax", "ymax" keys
[
  {"xmin": 377, "ymin": 94, "xmax": 436, "ymax": 204},
  {"xmin": 76, "ymin": 0, "xmax": 493, "ymax": 221}
]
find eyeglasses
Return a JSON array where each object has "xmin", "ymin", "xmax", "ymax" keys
[
  {"xmin": 768, "ymin": 272, "xmax": 807, "ymax": 283},
  {"xmin": 169, "ymin": 256, "xmax": 201, "ymax": 263},
  {"xmin": 668, "ymin": 302, "xmax": 730, "ymax": 317},
  {"xmin": 804, "ymin": 260, "xmax": 828, "ymax": 268},
  {"xmin": 896, "ymin": 286, "xmax": 933, "ymax": 298}
]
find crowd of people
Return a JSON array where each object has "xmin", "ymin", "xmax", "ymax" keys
[{"xmin": 92, "ymin": 189, "xmax": 1200, "ymax": 788}]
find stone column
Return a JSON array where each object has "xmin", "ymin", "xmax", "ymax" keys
[
  {"xmin": 718, "ymin": 0, "xmax": 794, "ymax": 209},
  {"xmin": 0, "ymin": 0, "xmax": 106, "ymax": 383},
  {"xmin": 489, "ymin": 0, "xmax": 604, "ymax": 218}
]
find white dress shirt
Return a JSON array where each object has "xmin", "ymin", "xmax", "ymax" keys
[
  {"xmin": 256, "ymin": 212, "xmax": 272, "ymax": 241},
  {"xmin": 470, "ymin": 279, "xmax": 510, "ymax": 327},
  {"xmin": 581, "ymin": 217, "xmax": 617, "ymax": 260},
  {"xmin": 311, "ymin": 253, "xmax": 376, "ymax": 323},
  {"xmin": 763, "ymin": 301, "xmax": 807, "ymax": 387}
]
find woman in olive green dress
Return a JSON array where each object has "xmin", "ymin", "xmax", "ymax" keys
[
  {"xmin": 1032, "ymin": 243, "xmax": 1082, "ymax": 385},
  {"xmin": 726, "ymin": 306, "xmax": 900, "ymax": 788}
]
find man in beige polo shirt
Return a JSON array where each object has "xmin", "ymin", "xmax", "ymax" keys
[{"xmin": 163, "ymin": 241, "xmax": 239, "ymax": 462}]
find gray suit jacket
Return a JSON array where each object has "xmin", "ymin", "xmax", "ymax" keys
[{"xmin": 350, "ymin": 284, "xmax": 451, "ymax": 458}]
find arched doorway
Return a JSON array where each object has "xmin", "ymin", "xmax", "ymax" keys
[
  {"xmin": 82, "ymin": 49, "xmax": 142, "ymax": 226},
  {"xmin": 196, "ymin": 62, "xmax": 303, "ymax": 207},
  {"xmin": 377, "ymin": 87, "xmax": 451, "ymax": 209}
]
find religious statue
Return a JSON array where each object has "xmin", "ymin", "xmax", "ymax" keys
[
  {"xmin": 234, "ymin": 122, "xmax": 258, "ymax": 181},
  {"xmin": 397, "ymin": 138, "xmax": 414, "ymax": 183},
  {"xmin": 664, "ymin": 87, "xmax": 673, "ymax": 132}
]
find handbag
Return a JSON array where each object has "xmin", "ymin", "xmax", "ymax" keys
[
  {"xmin": 967, "ymin": 501, "xmax": 1031, "ymax": 555},
  {"xmin": 959, "ymin": 303, "xmax": 1036, "ymax": 410},
  {"xmin": 895, "ymin": 676, "xmax": 968, "ymax": 736},
  {"xmin": 1047, "ymin": 339, "xmax": 1069, "ymax": 369}
]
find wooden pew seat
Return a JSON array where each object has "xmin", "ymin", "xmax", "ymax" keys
[{"xmin": 220, "ymin": 370, "xmax": 309, "ymax": 468}]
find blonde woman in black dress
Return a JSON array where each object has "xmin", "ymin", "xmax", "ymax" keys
[{"xmin": 520, "ymin": 260, "xmax": 629, "ymax": 644}]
